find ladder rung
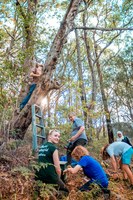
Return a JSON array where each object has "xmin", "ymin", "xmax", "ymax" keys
[
  {"xmin": 37, "ymin": 135, "xmax": 45, "ymax": 139},
  {"xmin": 36, "ymin": 124, "xmax": 44, "ymax": 129},
  {"xmin": 34, "ymin": 104, "xmax": 41, "ymax": 109},
  {"xmin": 32, "ymin": 104, "xmax": 46, "ymax": 152},
  {"xmin": 35, "ymin": 113, "xmax": 42, "ymax": 118}
]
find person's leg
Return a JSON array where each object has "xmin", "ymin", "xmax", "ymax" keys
[
  {"xmin": 79, "ymin": 180, "xmax": 94, "ymax": 191},
  {"xmin": 66, "ymin": 143, "xmax": 75, "ymax": 165},
  {"xmin": 73, "ymin": 138, "xmax": 87, "ymax": 147},
  {"xmin": 119, "ymin": 159, "xmax": 128, "ymax": 180},
  {"xmin": 121, "ymin": 147, "xmax": 133, "ymax": 184},
  {"xmin": 121, "ymin": 164, "xmax": 133, "ymax": 185},
  {"xmin": 29, "ymin": 83, "xmax": 37, "ymax": 93},
  {"xmin": 20, "ymin": 84, "xmax": 36, "ymax": 110},
  {"xmin": 102, "ymin": 188, "xmax": 110, "ymax": 200},
  {"xmin": 57, "ymin": 177, "xmax": 69, "ymax": 192},
  {"xmin": 80, "ymin": 180, "xmax": 110, "ymax": 199},
  {"xmin": 67, "ymin": 139, "xmax": 87, "ymax": 165}
]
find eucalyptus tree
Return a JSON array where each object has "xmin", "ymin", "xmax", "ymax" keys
[
  {"xmin": 1, "ymin": 0, "xmax": 132, "ymax": 144},
  {"xmin": 8, "ymin": 0, "xmax": 82, "ymax": 140},
  {"xmin": 75, "ymin": 28, "xmax": 88, "ymax": 126},
  {"xmin": 106, "ymin": 35, "xmax": 133, "ymax": 123}
]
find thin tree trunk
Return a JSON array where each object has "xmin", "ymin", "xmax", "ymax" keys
[
  {"xmin": 82, "ymin": 13, "xmax": 97, "ymax": 134},
  {"xmin": 94, "ymin": 42, "xmax": 114, "ymax": 143},
  {"xmin": 75, "ymin": 28, "xmax": 87, "ymax": 126}
]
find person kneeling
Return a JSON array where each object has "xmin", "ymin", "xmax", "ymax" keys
[
  {"xmin": 64, "ymin": 145, "xmax": 110, "ymax": 198},
  {"xmin": 35, "ymin": 130, "xmax": 68, "ymax": 193}
]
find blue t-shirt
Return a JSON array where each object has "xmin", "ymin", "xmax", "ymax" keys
[
  {"xmin": 107, "ymin": 141, "xmax": 132, "ymax": 157},
  {"xmin": 71, "ymin": 117, "xmax": 88, "ymax": 142},
  {"xmin": 78, "ymin": 155, "xmax": 108, "ymax": 188}
]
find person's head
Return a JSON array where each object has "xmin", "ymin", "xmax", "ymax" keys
[
  {"xmin": 68, "ymin": 112, "xmax": 76, "ymax": 122},
  {"xmin": 71, "ymin": 145, "xmax": 89, "ymax": 161},
  {"xmin": 116, "ymin": 131, "xmax": 124, "ymax": 141},
  {"xmin": 101, "ymin": 144, "xmax": 110, "ymax": 160},
  {"xmin": 117, "ymin": 131, "xmax": 123, "ymax": 138},
  {"xmin": 47, "ymin": 129, "xmax": 60, "ymax": 144},
  {"xmin": 36, "ymin": 63, "xmax": 43, "ymax": 69}
]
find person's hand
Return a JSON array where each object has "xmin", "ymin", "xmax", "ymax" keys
[
  {"xmin": 111, "ymin": 172, "xmax": 119, "ymax": 180},
  {"xmin": 113, "ymin": 173, "xmax": 118, "ymax": 180},
  {"xmin": 63, "ymin": 167, "xmax": 72, "ymax": 174},
  {"xmin": 63, "ymin": 169, "xmax": 68, "ymax": 174},
  {"xmin": 69, "ymin": 136, "xmax": 76, "ymax": 142}
]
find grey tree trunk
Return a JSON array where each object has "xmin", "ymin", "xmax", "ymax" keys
[
  {"xmin": 94, "ymin": 42, "xmax": 114, "ymax": 143},
  {"xmin": 75, "ymin": 28, "xmax": 88, "ymax": 126},
  {"xmin": 82, "ymin": 14, "xmax": 97, "ymax": 134}
]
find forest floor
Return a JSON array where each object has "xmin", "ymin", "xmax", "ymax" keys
[{"xmin": 0, "ymin": 139, "xmax": 133, "ymax": 200}]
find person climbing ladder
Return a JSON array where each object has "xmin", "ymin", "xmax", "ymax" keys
[{"xmin": 20, "ymin": 63, "xmax": 43, "ymax": 110}]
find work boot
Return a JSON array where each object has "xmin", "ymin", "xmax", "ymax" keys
[{"xmin": 102, "ymin": 188, "xmax": 110, "ymax": 200}]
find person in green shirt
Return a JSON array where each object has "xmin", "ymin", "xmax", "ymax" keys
[{"xmin": 35, "ymin": 129, "xmax": 68, "ymax": 192}]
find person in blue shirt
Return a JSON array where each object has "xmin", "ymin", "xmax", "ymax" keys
[
  {"xmin": 101, "ymin": 142, "xmax": 133, "ymax": 189},
  {"xmin": 66, "ymin": 112, "xmax": 88, "ymax": 165},
  {"xmin": 64, "ymin": 145, "xmax": 109, "ymax": 197}
]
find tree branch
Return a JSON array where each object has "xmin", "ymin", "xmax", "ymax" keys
[{"xmin": 74, "ymin": 26, "xmax": 133, "ymax": 31}]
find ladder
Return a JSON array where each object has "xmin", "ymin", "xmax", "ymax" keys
[{"xmin": 32, "ymin": 104, "xmax": 46, "ymax": 152}]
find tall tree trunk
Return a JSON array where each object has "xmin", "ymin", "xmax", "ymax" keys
[
  {"xmin": 15, "ymin": 0, "xmax": 37, "ymax": 105},
  {"xmin": 94, "ymin": 43, "xmax": 114, "ymax": 143},
  {"xmin": 9, "ymin": 0, "xmax": 82, "ymax": 140},
  {"xmin": 75, "ymin": 28, "xmax": 87, "ymax": 126},
  {"xmin": 53, "ymin": 91, "xmax": 60, "ymax": 126},
  {"xmin": 82, "ymin": 13, "xmax": 97, "ymax": 134}
]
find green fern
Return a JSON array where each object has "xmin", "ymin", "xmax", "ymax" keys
[{"xmin": 11, "ymin": 166, "xmax": 34, "ymax": 179}]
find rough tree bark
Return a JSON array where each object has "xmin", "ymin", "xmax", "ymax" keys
[
  {"xmin": 82, "ymin": 12, "xmax": 97, "ymax": 132},
  {"xmin": 75, "ymin": 28, "xmax": 88, "ymax": 126},
  {"xmin": 94, "ymin": 42, "xmax": 114, "ymax": 143},
  {"xmin": 10, "ymin": 0, "xmax": 82, "ymax": 139}
]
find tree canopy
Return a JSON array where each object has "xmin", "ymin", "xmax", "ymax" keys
[{"xmin": 0, "ymin": 0, "xmax": 133, "ymax": 142}]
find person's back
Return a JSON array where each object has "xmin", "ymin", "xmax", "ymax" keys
[
  {"xmin": 31, "ymin": 64, "xmax": 42, "ymax": 84},
  {"xmin": 66, "ymin": 112, "xmax": 88, "ymax": 165},
  {"xmin": 35, "ymin": 130, "xmax": 68, "ymax": 192},
  {"xmin": 107, "ymin": 141, "xmax": 132, "ymax": 157},
  {"xmin": 122, "ymin": 136, "xmax": 132, "ymax": 146},
  {"xmin": 101, "ymin": 141, "xmax": 133, "ymax": 188},
  {"xmin": 64, "ymin": 145, "xmax": 110, "ymax": 198},
  {"xmin": 36, "ymin": 141, "xmax": 58, "ymax": 183},
  {"xmin": 78, "ymin": 155, "xmax": 108, "ymax": 188}
]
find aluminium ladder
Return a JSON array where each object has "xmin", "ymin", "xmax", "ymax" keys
[{"xmin": 32, "ymin": 104, "xmax": 46, "ymax": 152}]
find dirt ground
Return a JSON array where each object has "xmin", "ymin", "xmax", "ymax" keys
[{"xmin": 0, "ymin": 143, "xmax": 133, "ymax": 200}]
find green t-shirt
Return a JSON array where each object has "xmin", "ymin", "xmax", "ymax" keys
[{"xmin": 35, "ymin": 142, "xmax": 58, "ymax": 184}]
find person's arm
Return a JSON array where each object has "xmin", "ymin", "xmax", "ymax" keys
[
  {"xmin": 109, "ymin": 155, "xmax": 120, "ymax": 180},
  {"xmin": 30, "ymin": 67, "xmax": 42, "ymax": 77},
  {"xmin": 69, "ymin": 126, "xmax": 85, "ymax": 142},
  {"xmin": 64, "ymin": 165, "xmax": 82, "ymax": 174},
  {"xmin": 30, "ymin": 71, "xmax": 41, "ymax": 77},
  {"xmin": 110, "ymin": 155, "xmax": 118, "ymax": 172},
  {"xmin": 125, "ymin": 137, "xmax": 132, "ymax": 146},
  {"xmin": 53, "ymin": 149, "xmax": 61, "ymax": 177}
]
